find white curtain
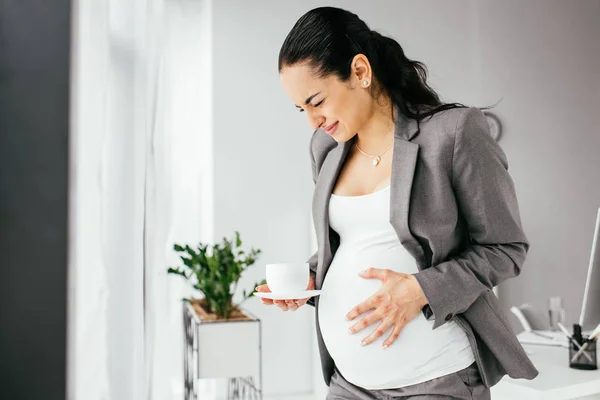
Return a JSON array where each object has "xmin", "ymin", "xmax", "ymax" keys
[
  {"xmin": 68, "ymin": 0, "xmax": 213, "ymax": 399},
  {"xmin": 69, "ymin": 0, "xmax": 147, "ymax": 398},
  {"xmin": 144, "ymin": 0, "xmax": 214, "ymax": 398},
  {"xmin": 68, "ymin": 0, "xmax": 113, "ymax": 398}
]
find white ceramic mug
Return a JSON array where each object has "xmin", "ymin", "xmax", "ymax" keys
[{"xmin": 265, "ymin": 262, "xmax": 309, "ymax": 293}]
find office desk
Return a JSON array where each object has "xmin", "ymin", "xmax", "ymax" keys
[{"xmin": 491, "ymin": 343, "xmax": 600, "ymax": 399}]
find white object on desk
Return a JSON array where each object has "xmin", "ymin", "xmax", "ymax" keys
[
  {"xmin": 511, "ymin": 303, "xmax": 552, "ymax": 331},
  {"xmin": 491, "ymin": 343, "xmax": 600, "ymax": 400},
  {"xmin": 511, "ymin": 304, "xmax": 569, "ymax": 347},
  {"xmin": 517, "ymin": 330, "xmax": 570, "ymax": 348},
  {"xmin": 579, "ymin": 206, "xmax": 600, "ymax": 332}
]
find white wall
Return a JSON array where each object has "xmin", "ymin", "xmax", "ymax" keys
[
  {"xmin": 474, "ymin": 0, "xmax": 600, "ymax": 329},
  {"xmin": 211, "ymin": 1, "xmax": 318, "ymax": 397}
]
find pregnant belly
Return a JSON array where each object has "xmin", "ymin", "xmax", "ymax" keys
[{"xmin": 317, "ymin": 247, "xmax": 472, "ymax": 388}]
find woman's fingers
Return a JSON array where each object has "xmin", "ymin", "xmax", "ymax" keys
[
  {"xmin": 360, "ymin": 318, "xmax": 393, "ymax": 347},
  {"xmin": 262, "ymin": 298, "xmax": 303, "ymax": 310},
  {"xmin": 383, "ymin": 321, "xmax": 405, "ymax": 349},
  {"xmin": 256, "ymin": 284, "xmax": 275, "ymax": 305},
  {"xmin": 273, "ymin": 300, "xmax": 289, "ymax": 311},
  {"xmin": 296, "ymin": 297, "xmax": 309, "ymax": 306},
  {"xmin": 276, "ymin": 298, "xmax": 310, "ymax": 311},
  {"xmin": 255, "ymin": 284, "xmax": 270, "ymax": 292},
  {"xmin": 349, "ymin": 306, "xmax": 383, "ymax": 334},
  {"xmin": 285, "ymin": 297, "xmax": 313, "ymax": 311},
  {"xmin": 260, "ymin": 298, "xmax": 274, "ymax": 305}
]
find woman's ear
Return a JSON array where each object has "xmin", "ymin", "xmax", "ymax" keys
[{"xmin": 351, "ymin": 54, "xmax": 372, "ymax": 87}]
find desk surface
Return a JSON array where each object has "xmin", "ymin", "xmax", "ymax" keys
[{"xmin": 492, "ymin": 342, "xmax": 600, "ymax": 400}]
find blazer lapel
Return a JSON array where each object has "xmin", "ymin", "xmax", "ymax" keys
[
  {"xmin": 390, "ymin": 108, "xmax": 427, "ymax": 269},
  {"xmin": 389, "ymin": 139, "xmax": 427, "ymax": 267},
  {"xmin": 312, "ymin": 139, "xmax": 353, "ymax": 287},
  {"xmin": 390, "ymin": 112, "xmax": 427, "ymax": 268}
]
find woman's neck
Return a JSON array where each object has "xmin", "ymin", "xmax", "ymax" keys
[{"xmin": 354, "ymin": 101, "xmax": 396, "ymax": 154}]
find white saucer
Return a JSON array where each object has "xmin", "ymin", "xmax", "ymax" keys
[{"xmin": 254, "ymin": 290, "xmax": 322, "ymax": 300}]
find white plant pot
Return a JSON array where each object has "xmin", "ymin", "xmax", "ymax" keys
[{"xmin": 183, "ymin": 300, "xmax": 262, "ymax": 400}]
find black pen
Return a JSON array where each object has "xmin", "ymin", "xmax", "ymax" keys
[{"xmin": 573, "ymin": 323, "xmax": 583, "ymax": 345}]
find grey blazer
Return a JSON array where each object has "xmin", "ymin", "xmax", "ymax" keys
[{"xmin": 306, "ymin": 106, "xmax": 538, "ymax": 388}]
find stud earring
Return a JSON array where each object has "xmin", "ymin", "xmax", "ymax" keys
[{"xmin": 362, "ymin": 80, "xmax": 369, "ymax": 87}]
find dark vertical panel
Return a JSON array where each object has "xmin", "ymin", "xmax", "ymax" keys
[{"xmin": 0, "ymin": 1, "xmax": 70, "ymax": 399}]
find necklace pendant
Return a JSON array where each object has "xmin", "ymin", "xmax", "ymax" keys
[{"xmin": 372, "ymin": 156, "xmax": 381, "ymax": 166}]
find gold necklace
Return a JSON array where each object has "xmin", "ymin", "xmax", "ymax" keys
[{"xmin": 355, "ymin": 141, "xmax": 394, "ymax": 166}]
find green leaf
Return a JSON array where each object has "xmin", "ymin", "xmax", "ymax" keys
[
  {"xmin": 167, "ymin": 267, "xmax": 189, "ymax": 279},
  {"xmin": 168, "ymin": 232, "xmax": 262, "ymax": 319}
]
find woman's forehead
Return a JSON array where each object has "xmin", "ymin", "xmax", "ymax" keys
[{"xmin": 280, "ymin": 64, "xmax": 334, "ymax": 99}]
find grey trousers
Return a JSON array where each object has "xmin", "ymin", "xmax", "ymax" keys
[{"xmin": 327, "ymin": 362, "xmax": 491, "ymax": 400}]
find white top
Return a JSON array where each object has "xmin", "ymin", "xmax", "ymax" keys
[{"xmin": 318, "ymin": 185, "xmax": 475, "ymax": 389}]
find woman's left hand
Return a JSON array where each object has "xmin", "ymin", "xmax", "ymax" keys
[{"xmin": 346, "ymin": 267, "xmax": 428, "ymax": 349}]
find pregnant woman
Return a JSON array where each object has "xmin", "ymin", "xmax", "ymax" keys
[{"xmin": 257, "ymin": 6, "xmax": 537, "ymax": 399}]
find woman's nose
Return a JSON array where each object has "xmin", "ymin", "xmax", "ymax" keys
[{"xmin": 306, "ymin": 110, "xmax": 325, "ymax": 131}]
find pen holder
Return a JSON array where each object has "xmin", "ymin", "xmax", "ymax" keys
[{"xmin": 569, "ymin": 337, "xmax": 597, "ymax": 370}]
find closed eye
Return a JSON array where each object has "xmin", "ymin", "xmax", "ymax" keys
[{"xmin": 297, "ymin": 99, "xmax": 324, "ymax": 113}]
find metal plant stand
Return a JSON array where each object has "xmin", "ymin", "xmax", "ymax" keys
[
  {"xmin": 227, "ymin": 377, "xmax": 261, "ymax": 400},
  {"xmin": 184, "ymin": 302, "xmax": 262, "ymax": 400}
]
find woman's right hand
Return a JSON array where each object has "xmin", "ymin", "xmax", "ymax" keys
[{"xmin": 256, "ymin": 274, "xmax": 316, "ymax": 312}]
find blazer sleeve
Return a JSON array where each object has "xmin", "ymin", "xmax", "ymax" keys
[{"xmin": 413, "ymin": 107, "xmax": 530, "ymax": 329}]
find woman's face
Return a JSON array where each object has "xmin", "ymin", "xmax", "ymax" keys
[{"xmin": 280, "ymin": 60, "xmax": 375, "ymax": 142}]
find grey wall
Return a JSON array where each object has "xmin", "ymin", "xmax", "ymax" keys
[
  {"xmin": 0, "ymin": 1, "xmax": 70, "ymax": 399},
  {"xmin": 476, "ymin": 0, "xmax": 600, "ymax": 329},
  {"xmin": 212, "ymin": 1, "xmax": 317, "ymax": 396}
]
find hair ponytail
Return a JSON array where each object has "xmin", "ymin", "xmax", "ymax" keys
[{"xmin": 369, "ymin": 31, "xmax": 466, "ymax": 119}]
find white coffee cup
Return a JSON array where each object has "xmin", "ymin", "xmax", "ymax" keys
[{"xmin": 265, "ymin": 262, "xmax": 309, "ymax": 293}]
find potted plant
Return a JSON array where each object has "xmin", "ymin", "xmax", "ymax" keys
[{"xmin": 168, "ymin": 231, "xmax": 266, "ymax": 400}]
